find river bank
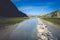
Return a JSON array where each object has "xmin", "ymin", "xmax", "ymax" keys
[
  {"xmin": 37, "ymin": 18, "xmax": 57, "ymax": 40},
  {"xmin": 42, "ymin": 18, "xmax": 60, "ymax": 25},
  {"xmin": 0, "ymin": 17, "xmax": 28, "ymax": 27},
  {"xmin": 41, "ymin": 18, "xmax": 60, "ymax": 40}
]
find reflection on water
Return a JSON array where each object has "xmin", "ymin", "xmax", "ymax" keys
[
  {"xmin": 0, "ymin": 18, "xmax": 59, "ymax": 40},
  {"xmin": 8, "ymin": 18, "xmax": 38, "ymax": 40}
]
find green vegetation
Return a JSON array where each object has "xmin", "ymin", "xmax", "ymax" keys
[
  {"xmin": 42, "ymin": 18, "xmax": 60, "ymax": 25},
  {"xmin": 0, "ymin": 17, "xmax": 28, "ymax": 24}
]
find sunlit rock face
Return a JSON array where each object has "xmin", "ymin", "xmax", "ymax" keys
[
  {"xmin": 50, "ymin": 10, "xmax": 60, "ymax": 18},
  {"xmin": 43, "ymin": 10, "xmax": 60, "ymax": 18},
  {"xmin": 0, "ymin": 0, "xmax": 27, "ymax": 17}
]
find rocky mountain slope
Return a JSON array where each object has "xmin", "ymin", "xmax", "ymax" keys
[
  {"xmin": 42, "ymin": 10, "xmax": 60, "ymax": 18},
  {"xmin": 0, "ymin": 0, "xmax": 27, "ymax": 17}
]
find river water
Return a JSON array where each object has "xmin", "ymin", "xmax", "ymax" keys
[
  {"xmin": 7, "ymin": 18, "xmax": 38, "ymax": 40},
  {"xmin": 0, "ymin": 18, "xmax": 59, "ymax": 40}
]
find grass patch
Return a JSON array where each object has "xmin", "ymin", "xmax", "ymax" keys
[
  {"xmin": 0, "ymin": 17, "xmax": 28, "ymax": 24},
  {"xmin": 42, "ymin": 18, "xmax": 60, "ymax": 25}
]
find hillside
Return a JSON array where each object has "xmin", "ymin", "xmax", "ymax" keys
[
  {"xmin": 42, "ymin": 10, "xmax": 60, "ymax": 25},
  {"xmin": 42, "ymin": 10, "xmax": 60, "ymax": 18},
  {"xmin": 0, "ymin": 0, "xmax": 27, "ymax": 17}
]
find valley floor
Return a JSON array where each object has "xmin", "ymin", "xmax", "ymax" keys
[
  {"xmin": 42, "ymin": 18, "xmax": 60, "ymax": 25},
  {"xmin": 0, "ymin": 17, "xmax": 28, "ymax": 27}
]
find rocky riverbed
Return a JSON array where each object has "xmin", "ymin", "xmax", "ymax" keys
[{"xmin": 36, "ymin": 18, "xmax": 57, "ymax": 40}]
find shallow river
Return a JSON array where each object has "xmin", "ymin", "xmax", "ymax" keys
[
  {"xmin": 0, "ymin": 18, "xmax": 60, "ymax": 40},
  {"xmin": 7, "ymin": 18, "xmax": 38, "ymax": 40}
]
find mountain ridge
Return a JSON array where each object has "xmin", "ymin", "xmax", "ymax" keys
[
  {"xmin": 0, "ymin": 0, "xmax": 27, "ymax": 17},
  {"xmin": 42, "ymin": 10, "xmax": 60, "ymax": 18}
]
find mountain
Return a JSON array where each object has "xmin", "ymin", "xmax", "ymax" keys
[
  {"xmin": 0, "ymin": 0, "xmax": 27, "ymax": 17},
  {"xmin": 42, "ymin": 10, "xmax": 60, "ymax": 18}
]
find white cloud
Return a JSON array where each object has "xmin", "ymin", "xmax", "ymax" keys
[{"xmin": 18, "ymin": 6, "xmax": 52, "ymax": 15}]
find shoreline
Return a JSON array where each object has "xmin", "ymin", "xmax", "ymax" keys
[{"xmin": 36, "ymin": 18, "xmax": 57, "ymax": 40}]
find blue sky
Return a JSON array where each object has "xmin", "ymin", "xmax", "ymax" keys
[{"xmin": 11, "ymin": 0, "xmax": 60, "ymax": 15}]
